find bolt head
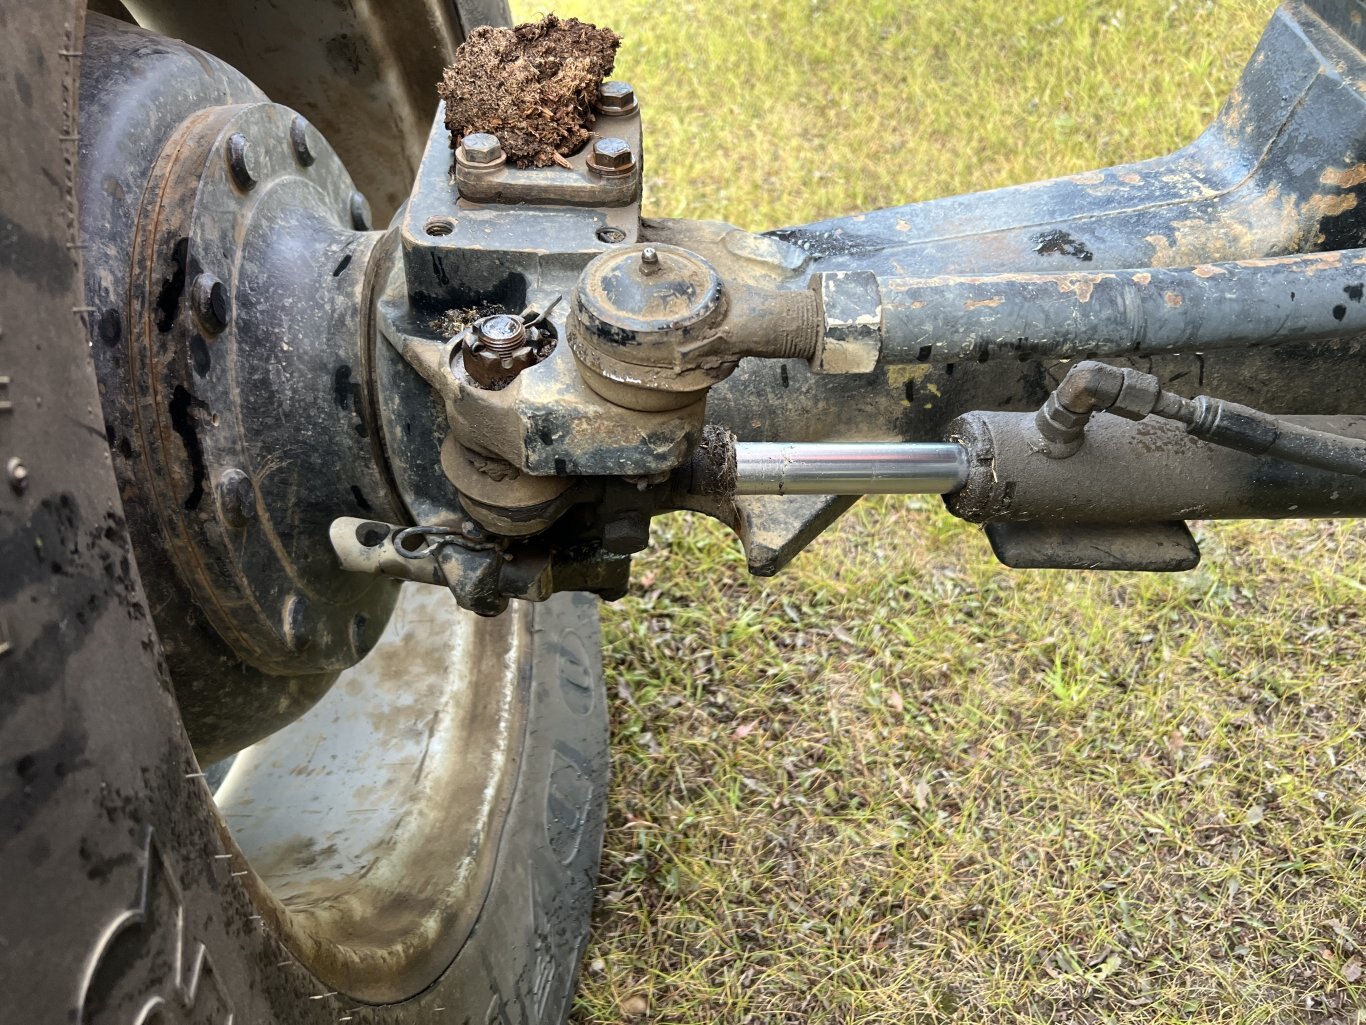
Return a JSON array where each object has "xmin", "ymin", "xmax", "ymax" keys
[
  {"xmin": 284, "ymin": 594, "xmax": 312, "ymax": 652},
  {"xmin": 216, "ymin": 468, "xmax": 257, "ymax": 528},
  {"xmin": 460, "ymin": 132, "xmax": 505, "ymax": 166},
  {"xmin": 226, "ymin": 132, "xmax": 258, "ymax": 190},
  {"xmin": 191, "ymin": 274, "xmax": 229, "ymax": 334},
  {"xmin": 595, "ymin": 80, "xmax": 637, "ymax": 115},
  {"xmin": 588, "ymin": 137, "xmax": 635, "ymax": 176},
  {"xmin": 349, "ymin": 191, "xmax": 372, "ymax": 231},
  {"xmin": 6, "ymin": 457, "xmax": 28, "ymax": 494},
  {"xmin": 289, "ymin": 114, "xmax": 317, "ymax": 167}
]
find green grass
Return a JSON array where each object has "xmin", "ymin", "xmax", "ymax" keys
[{"xmin": 508, "ymin": 2, "xmax": 1366, "ymax": 1021}]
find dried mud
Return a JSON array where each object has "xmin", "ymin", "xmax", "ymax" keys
[{"xmin": 438, "ymin": 15, "xmax": 621, "ymax": 168}]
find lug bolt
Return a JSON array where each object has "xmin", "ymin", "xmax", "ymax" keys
[
  {"xmin": 216, "ymin": 468, "xmax": 256, "ymax": 528},
  {"xmin": 226, "ymin": 132, "xmax": 258, "ymax": 190},
  {"xmin": 458, "ymin": 133, "xmax": 506, "ymax": 167},
  {"xmin": 349, "ymin": 191, "xmax": 372, "ymax": 231},
  {"xmin": 7, "ymin": 457, "xmax": 28, "ymax": 494},
  {"xmin": 191, "ymin": 274, "xmax": 229, "ymax": 334},
  {"xmin": 284, "ymin": 594, "xmax": 312, "ymax": 652},
  {"xmin": 587, "ymin": 137, "xmax": 635, "ymax": 177},
  {"xmin": 351, "ymin": 612, "xmax": 373, "ymax": 659},
  {"xmin": 595, "ymin": 80, "xmax": 638, "ymax": 116},
  {"xmin": 289, "ymin": 114, "xmax": 318, "ymax": 167}
]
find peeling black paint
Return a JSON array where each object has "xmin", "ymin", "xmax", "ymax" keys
[
  {"xmin": 167, "ymin": 384, "xmax": 208, "ymax": 510},
  {"xmin": 154, "ymin": 237, "xmax": 189, "ymax": 334},
  {"xmin": 1032, "ymin": 228, "xmax": 1094, "ymax": 262},
  {"xmin": 97, "ymin": 307, "xmax": 122, "ymax": 348},
  {"xmin": 332, "ymin": 364, "xmax": 369, "ymax": 438}
]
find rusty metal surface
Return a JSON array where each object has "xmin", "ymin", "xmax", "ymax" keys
[{"xmin": 453, "ymin": 102, "xmax": 642, "ymax": 207}]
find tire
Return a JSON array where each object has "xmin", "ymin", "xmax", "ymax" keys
[{"xmin": 1, "ymin": 4, "xmax": 609, "ymax": 1023}]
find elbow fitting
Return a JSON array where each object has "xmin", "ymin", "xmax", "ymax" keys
[{"xmin": 1035, "ymin": 360, "xmax": 1173, "ymax": 457}]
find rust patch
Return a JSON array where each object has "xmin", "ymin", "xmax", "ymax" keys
[
  {"xmin": 1132, "ymin": 272, "xmax": 1152, "ymax": 286},
  {"xmin": 910, "ymin": 300, "xmax": 926, "ymax": 309},
  {"xmin": 1321, "ymin": 164, "xmax": 1366, "ymax": 190},
  {"xmin": 1192, "ymin": 264, "xmax": 1226, "ymax": 278},
  {"xmin": 896, "ymin": 219, "xmax": 911, "ymax": 232},
  {"xmin": 1120, "ymin": 172, "xmax": 1142, "ymax": 185},
  {"xmin": 1164, "ymin": 292, "xmax": 1184, "ymax": 308},
  {"xmin": 1069, "ymin": 171, "xmax": 1105, "ymax": 186},
  {"xmin": 1056, "ymin": 274, "xmax": 1113, "ymax": 304},
  {"xmin": 964, "ymin": 296, "xmax": 1005, "ymax": 311}
]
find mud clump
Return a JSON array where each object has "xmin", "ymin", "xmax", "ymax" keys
[{"xmin": 438, "ymin": 15, "xmax": 621, "ymax": 168}]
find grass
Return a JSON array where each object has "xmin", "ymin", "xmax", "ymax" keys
[{"xmin": 506, "ymin": 2, "xmax": 1366, "ymax": 1020}]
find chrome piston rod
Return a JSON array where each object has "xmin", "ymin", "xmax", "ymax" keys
[{"xmin": 733, "ymin": 441, "xmax": 969, "ymax": 495}]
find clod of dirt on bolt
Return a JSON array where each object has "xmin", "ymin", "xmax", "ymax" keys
[{"xmin": 437, "ymin": 14, "xmax": 621, "ymax": 168}]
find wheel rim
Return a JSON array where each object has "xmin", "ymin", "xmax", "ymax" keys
[{"xmin": 214, "ymin": 585, "xmax": 529, "ymax": 1003}]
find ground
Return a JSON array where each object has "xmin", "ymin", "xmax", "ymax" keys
[{"xmin": 506, "ymin": 1, "xmax": 1366, "ymax": 1021}]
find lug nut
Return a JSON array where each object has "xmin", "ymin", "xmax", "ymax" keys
[
  {"xmin": 284, "ymin": 594, "xmax": 312, "ymax": 652},
  {"xmin": 458, "ymin": 132, "xmax": 506, "ymax": 168},
  {"xmin": 640, "ymin": 247, "xmax": 660, "ymax": 273},
  {"xmin": 289, "ymin": 114, "xmax": 317, "ymax": 167},
  {"xmin": 216, "ymin": 468, "xmax": 256, "ymax": 528},
  {"xmin": 7, "ymin": 457, "xmax": 28, "ymax": 494},
  {"xmin": 191, "ymin": 273, "xmax": 229, "ymax": 334},
  {"xmin": 349, "ymin": 191, "xmax": 372, "ymax": 231},
  {"xmin": 226, "ymin": 132, "xmax": 258, "ymax": 190},
  {"xmin": 595, "ymin": 80, "xmax": 638, "ymax": 116},
  {"xmin": 587, "ymin": 137, "xmax": 635, "ymax": 177}
]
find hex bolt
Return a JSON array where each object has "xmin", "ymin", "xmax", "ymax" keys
[
  {"xmin": 350, "ymin": 612, "xmax": 373, "ymax": 660},
  {"xmin": 6, "ymin": 457, "xmax": 28, "ymax": 494},
  {"xmin": 226, "ymin": 133, "xmax": 258, "ymax": 190},
  {"xmin": 216, "ymin": 468, "xmax": 256, "ymax": 528},
  {"xmin": 284, "ymin": 594, "xmax": 312, "ymax": 652},
  {"xmin": 458, "ymin": 132, "xmax": 506, "ymax": 167},
  {"xmin": 639, "ymin": 247, "xmax": 660, "ymax": 274},
  {"xmin": 289, "ymin": 114, "xmax": 317, "ymax": 167},
  {"xmin": 595, "ymin": 80, "xmax": 638, "ymax": 116},
  {"xmin": 587, "ymin": 137, "xmax": 635, "ymax": 177},
  {"xmin": 349, "ymin": 191, "xmax": 372, "ymax": 231},
  {"xmin": 191, "ymin": 273, "xmax": 229, "ymax": 334}
]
